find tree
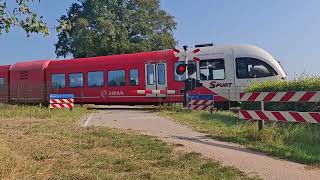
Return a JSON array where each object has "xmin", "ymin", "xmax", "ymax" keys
[
  {"xmin": 55, "ymin": 0, "xmax": 177, "ymax": 58},
  {"xmin": 0, "ymin": 0, "xmax": 48, "ymax": 36}
]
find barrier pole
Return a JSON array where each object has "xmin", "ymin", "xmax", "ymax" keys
[
  {"xmin": 183, "ymin": 45, "xmax": 189, "ymax": 109},
  {"xmin": 259, "ymin": 101, "xmax": 265, "ymax": 130}
]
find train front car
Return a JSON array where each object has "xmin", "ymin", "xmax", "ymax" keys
[{"xmin": 184, "ymin": 44, "xmax": 286, "ymax": 108}]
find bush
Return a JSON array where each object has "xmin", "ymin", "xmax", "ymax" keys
[{"xmin": 241, "ymin": 77, "xmax": 320, "ymax": 111}]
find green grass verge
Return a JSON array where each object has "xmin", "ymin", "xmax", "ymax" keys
[
  {"xmin": 0, "ymin": 105, "xmax": 255, "ymax": 179},
  {"xmin": 159, "ymin": 106, "xmax": 320, "ymax": 166}
]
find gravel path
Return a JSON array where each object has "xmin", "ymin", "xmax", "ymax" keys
[{"xmin": 84, "ymin": 106, "xmax": 320, "ymax": 180}]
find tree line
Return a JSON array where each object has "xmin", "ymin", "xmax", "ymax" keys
[{"xmin": 0, "ymin": 0, "xmax": 177, "ymax": 58}]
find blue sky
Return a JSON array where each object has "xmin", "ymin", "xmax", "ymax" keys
[{"xmin": 0, "ymin": 0, "xmax": 319, "ymax": 77}]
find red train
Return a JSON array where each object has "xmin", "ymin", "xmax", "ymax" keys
[{"xmin": 0, "ymin": 44, "xmax": 286, "ymax": 106}]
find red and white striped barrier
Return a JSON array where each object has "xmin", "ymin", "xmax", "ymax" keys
[
  {"xmin": 50, "ymin": 98, "xmax": 74, "ymax": 109},
  {"xmin": 240, "ymin": 91, "xmax": 320, "ymax": 102},
  {"xmin": 240, "ymin": 110, "xmax": 320, "ymax": 124},
  {"xmin": 137, "ymin": 90, "xmax": 176, "ymax": 95},
  {"xmin": 240, "ymin": 91, "xmax": 320, "ymax": 124},
  {"xmin": 188, "ymin": 100, "xmax": 214, "ymax": 111}
]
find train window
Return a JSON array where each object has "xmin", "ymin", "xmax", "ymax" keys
[
  {"xmin": 130, "ymin": 69, "xmax": 139, "ymax": 86},
  {"xmin": 174, "ymin": 62, "xmax": 185, "ymax": 81},
  {"xmin": 200, "ymin": 59, "xmax": 225, "ymax": 80},
  {"xmin": 236, "ymin": 58, "xmax": 278, "ymax": 79},
  {"xmin": 108, "ymin": 70, "xmax": 125, "ymax": 86},
  {"xmin": 69, "ymin": 73, "xmax": 84, "ymax": 88},
  {"xmin": 157, "ymin": 64, "xmax": 166, "ymax": 85},
  {"xmin": 88, "ymin": 71, "xmax": 104, "ymax": 87},
  {"xmin": 0, "ymin": 78, "xmax": 4, "ymax": 90},
  {"xmin": 147, "ymin": 64, "xmax": 155, "ymax": 85},
  {"xmin": 52, "ymin": 74, "xmax": 65, "ymax": 88}
]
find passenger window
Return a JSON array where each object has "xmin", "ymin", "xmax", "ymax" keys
[
  {"xmin": 147, "ymin": 65, "xmax": 155, "ymax": 85},
  {"xmin": 108, "ymin": 70, "xmax": 125, "ymax": 86},
  {"xmin": 130, "ymin": 69, "xmax": 139, "ymax": 86},
  {"xmin": 88, "ymin": 71, "xmax": 104, "ymax": 87},
  {"xmin": 174, "ymin": 62, "xmax": 185, "ymax": 81},
  {"xmin": 0, "ymin": 78, "xmax": 5, "ymax": 90},
  {"xmin": 52, "ymin": 74, "xmax": 66, "ymax": 88},
  {"xmin": 236, "ymin": 58, "xmax": 278, "ymax": 79},
  {"xmin": 69, "ymin": 73, "xmax": 84, "ymax": 88},
  {"xmin": 157, "ymin": 64, "xmax": 166, "ymax": 85},
  {"xmin": 200, "ymin": 59, "xmax": 225, "ymax": 80}
]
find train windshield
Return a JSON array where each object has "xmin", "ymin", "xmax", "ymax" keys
[{"xmin": 236, "ymin": 58, "xmax": 278, "ymax": 79}]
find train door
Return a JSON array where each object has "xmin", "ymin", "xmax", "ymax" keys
[{"xmin": 145, "ymin": 63, "xmax": 167, "ymax": 97}]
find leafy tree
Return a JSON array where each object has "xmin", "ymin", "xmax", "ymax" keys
[
  {"xmin": 0, "ymin": 0, "xmax": 49, "ymax": 36},
  {"xmin": 55, "ymin": 0, "xmax": 177, "ymax": 58}
]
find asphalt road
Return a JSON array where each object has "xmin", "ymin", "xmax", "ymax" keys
[{"xmin": 84, "ymin": 106, "xmax": 320, "ymax": 180}]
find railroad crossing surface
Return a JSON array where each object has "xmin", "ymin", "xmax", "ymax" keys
[{"xmin": 84, "ymin": 106, "xmax": 320, "ymax": 180}]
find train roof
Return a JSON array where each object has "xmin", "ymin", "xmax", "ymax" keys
[
  {"xmin": 0, "ymin": 65, "xmax": 11, "ymax": 70},
  {"xmin": 189, "ymin": 44, "xmax": 275, "ymax": 58},
  {"xmin": 47, "ymin": 49, "xmax": 175, "ymax": 69},
  {"xmin": 10, "ymin": 60, "xmax": 51, "ymax": 72}
]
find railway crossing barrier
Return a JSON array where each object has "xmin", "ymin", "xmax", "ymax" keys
[
  {"xmin": 49, "ymin": 94, "xmax": 75, "ymax": 110},
  {"xmin": 188, "ymin": 94, "xmax": 214, "ymax": 112},
  {"xmin": 239, "ymin": 91, "xmax": 320, "ymax": 130}
]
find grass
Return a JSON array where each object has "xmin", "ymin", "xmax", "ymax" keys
[
  {"xmin": 159, "ymin": 105, "xmax": 320, "ymax": 166},
  {"xmin": 0, "ymin": 105, "xmax": 255, "ymax": 180}
]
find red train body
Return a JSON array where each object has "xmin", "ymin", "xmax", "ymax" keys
[{"xmin": 0, "ymin": 50, "xmax": 186, "ymax": 105}]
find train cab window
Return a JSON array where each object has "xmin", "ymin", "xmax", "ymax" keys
[
  {"xmin": 69, "ymin": 73, "xmax": 84, "ymax": 88},
  {"xmin": 108, "ymin": 70, "xmax": 125, "ymax": 86},
  {"xmin": 88, "ymin": 71, "xmax": 104, "ymax": 87},
  {"xmin": 200, "ymin": 59, "xmax": 225, "ymax": 80},
  {"xmin": 236, "ymin": 58, "xmax": 278, "ymax": 79},
  {"xmin": 0, "ymin": 78, "xmax": 5, "ymax": 90},
  {"xmin": 130, "ymin": 69, "xmax": 139, "ymax": 86},
  {"xmin": 157, "ymin": 64, "xmax": 166, "ymax": 85},
  {"xmin": 52, "ymin": 74, "xmax": 65, "ymax": 88}
]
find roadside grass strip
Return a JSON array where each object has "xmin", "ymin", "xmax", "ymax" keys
[
  {"xmin": 159, "ymin": 105, "xmax": 320, "ymax": 166},
  {"xmin": 0, "ymin": 105, "xmax": 256, "ymax": 179}
]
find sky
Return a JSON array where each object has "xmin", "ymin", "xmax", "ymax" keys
[{"xmin": 0, "ymin": 0, "xmax": 319, "ymax": 77}]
